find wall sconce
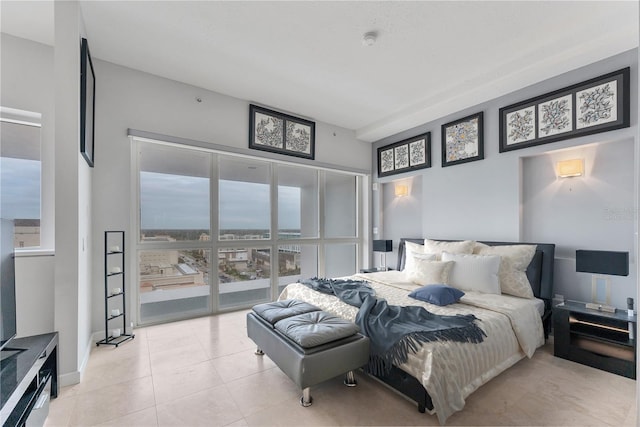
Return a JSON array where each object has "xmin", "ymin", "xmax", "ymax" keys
[
  {"xmin": 394, "ymin": 184, "xmax": 409, "ymax": 197},
  {"xmin": 556, "ymin": 159, "xmax": 584, "ymax": 178}
]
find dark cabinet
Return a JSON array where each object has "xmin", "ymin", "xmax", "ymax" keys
[{"xmin": 553, "ymin": 301, "xmax": 636, "ymax": 379}]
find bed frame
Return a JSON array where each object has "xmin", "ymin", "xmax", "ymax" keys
[{"xmin": 370, "ymin": 238, "xmax": 555, "ymax": 413}]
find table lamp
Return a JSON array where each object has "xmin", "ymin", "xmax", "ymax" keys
[
  {"xmin": 576, "ymin": 249, "xmax": 629, "ymax": 313},
  {"xmin": 373, "ymin": 240, "xmax": 393, "ymax": 271}
]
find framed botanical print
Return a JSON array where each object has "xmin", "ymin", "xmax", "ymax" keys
[
  {"xmin": 377, "ymin": 132, "xmax": 431, "ymax": 177},
  {"xmin": 499, "ymin": 67, "xmax": 630, "ymax": 152},
  {"xmin": 441, "ymin": 112, "xmax": 484, "ymax": 167},
  {"xmin": 249, "ymin": 104, "xmax": 315, "ymax": 160}
]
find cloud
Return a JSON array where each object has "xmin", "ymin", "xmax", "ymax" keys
[
  {"xmin": 1, "ymin": 158, "xmax": 40, "ymax": 219},
  {"xmin": 140, "ymin": 172, "xmax": 301, "ymax": 230}
]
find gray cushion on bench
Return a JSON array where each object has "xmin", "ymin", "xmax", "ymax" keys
[
  {"xmin": 275, "ymin": 311, "xmax": 360, "ymax": 348},
  {"xmin": 252, "ymin": 299, "xmax": 321, "ymax": 325}
]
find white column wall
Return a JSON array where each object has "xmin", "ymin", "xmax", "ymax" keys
[{"xmin": 54, "ymin": 0, "xmax": 93, "ymax": 385}]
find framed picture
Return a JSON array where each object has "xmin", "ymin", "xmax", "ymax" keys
[
  {"xmin": 80, "ymin": 37, "xmax": 95, "ymax": 167},
  {"xmin": 441, "ymin": 112, "xmax": 484, "ymax": 167},
  {"xmin": 249, "ymin": 104, "xmax": 315, "ymax": 160},
  {"xmin": 499, "ymin": 67, "xmax": 630, "ymax": 152},
  {"xmin": 377, "ymin": 132, "xmax": 431, "ymax": 177}
]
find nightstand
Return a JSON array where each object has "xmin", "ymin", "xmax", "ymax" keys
[{"xmin": 553, "ymin": 300, "xmax": 636, "ymax": 379}]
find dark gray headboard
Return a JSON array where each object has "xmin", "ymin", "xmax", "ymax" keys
[{"xmin": 397, "ymin": 238, "xmax": 555, "ymax": 306}]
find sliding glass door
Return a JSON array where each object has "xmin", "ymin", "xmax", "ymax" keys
[
  {"xmin": 134, "ymin": 139, "xmax": 363, "ymax": 325},
  {"xmin": 138, "ymin": 143, "xmax": 212, "ymax": 323}
]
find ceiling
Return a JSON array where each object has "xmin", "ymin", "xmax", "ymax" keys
[{"xmin": 1, "ymin": 1, "xmax": 638, "ymax": 143}]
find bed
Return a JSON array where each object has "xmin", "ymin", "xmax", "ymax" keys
[{"xmin": 278, "ymin": 238, "xmax": 555, "ymax": 424}]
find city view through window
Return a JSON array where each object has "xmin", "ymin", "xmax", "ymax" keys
[
  {"xmin": 139, "ymin": 231, "xmax": 306, "ymax": 318},
  {"xmin": 138, "ymin": 168, "xmax": 309, "ymax": 320},
  {"xmin": 136, "ymin": 143, "xmax": 359, "ymax": 323}
]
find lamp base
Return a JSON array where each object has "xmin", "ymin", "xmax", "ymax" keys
[{"xmin": 585, "ymin": 302, "xmax": 616, "ymax": 313}]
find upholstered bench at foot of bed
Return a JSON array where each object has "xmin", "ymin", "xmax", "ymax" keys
[{"xmin": 246, "ymin": 300, "xmax": 370, "ymax": 407}]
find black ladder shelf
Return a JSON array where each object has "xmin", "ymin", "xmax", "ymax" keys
[{"xmin": 97, "ymin": 230, "xmax": 135, "ymax": 347}]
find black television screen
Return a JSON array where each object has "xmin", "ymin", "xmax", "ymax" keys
[{"xmin": 0, "ymin": 219, "xmax": 17, "ymax": 350}]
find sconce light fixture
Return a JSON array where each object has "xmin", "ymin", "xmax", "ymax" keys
[
  {"xmin": 394, "ymin": 184, "xmax": 408, "ymax": 197},
  {"xmin": 556, "ymin": 159, "xmax": 584, "ymax": 178}
]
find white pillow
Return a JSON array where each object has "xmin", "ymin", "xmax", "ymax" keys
[
  {"xmin": 402, "ymin": 241, "xmax": 425, "ymax": 271},
  {"xmin": 407, "ymin": 259, "xmax": 453, "ymax": 286},
  {"xmin": 403, "ymin": 251, "xmax": 437, "ymax": 276},
  {"xmin": 441, "ymin": 252, "xmax": 501, "ymax": 294},
  {"xmin": 474, "ymin": 245, "xmax": 537, "ymax": 299},
  {"xmin": 424, "ymin": 239, "xmax": 475, "ymax": 260}
]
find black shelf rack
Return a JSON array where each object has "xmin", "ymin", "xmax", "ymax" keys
[{"xmin": 96, "ymin": 230, "xmax": 134, "ymax": 347}]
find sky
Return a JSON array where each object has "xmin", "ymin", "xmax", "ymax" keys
[
  {"xmin": 0, "ymin": 165, "xmax": 301, "ymax": 230},
  {"xmin": 0, "ymin": 157, "xmax": 40, "ymax": 219},
  {"xmin": 140, "ymin": 171, "xmax": 301, "ymax": 230}
]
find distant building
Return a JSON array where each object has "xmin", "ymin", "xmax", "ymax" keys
[
  {"xmin": 219, "ymin": 248, "xmax": 249, "ymax": 271},
  {"xmin": 141, "ymin": 234, "xmax": 176, "ymax": 242},
  {"xmin": 139, "ymin": 249, "xmax": 204, "ymax": 292},
  {"xmin": 14, "ymin": 218, "xmax": 40, "ymax": 248}
]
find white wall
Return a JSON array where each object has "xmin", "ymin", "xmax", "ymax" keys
[
  {"xmin": 14, "ymin": 253, "xmax": 55, "ymax": 337},
  {"xmin": 373, "ymin": 49, "xmax": 638, "ymax": 305},
  {"xmin": 90, "ymin": 60, "xmax": 371, "ymax": 331},
  {"xmin": 0, "ymin": 34, "xmax": 57, "ymax": 342},
  {"xmin": 53, "ymin": 0, "xmax": 93, "ymax": 385},
  {"xmin": 522, "ymin": 139, "xmax": 636, "ymax": 307}
]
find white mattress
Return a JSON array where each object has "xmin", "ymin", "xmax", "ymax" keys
[{"xmin": 278, "ymin": 270, "xmax": 545, "ymax": 424}]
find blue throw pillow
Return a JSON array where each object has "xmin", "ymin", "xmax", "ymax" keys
[{"xmin": 408, "ymin": 284, "xmax": 465, "ymax": 306}]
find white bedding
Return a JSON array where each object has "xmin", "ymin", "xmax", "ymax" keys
[{"xmin": 278, "ymin": 270, "xmax": 544, "ymax": 424}]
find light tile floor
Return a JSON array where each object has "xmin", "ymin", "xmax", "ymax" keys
[{"xmin": 45, "ymin": 309, "xmax": 637, "ymax": 426}]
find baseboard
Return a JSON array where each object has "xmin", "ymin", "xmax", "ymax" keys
[
  {"xmin": 58, "ymin": 333, "xmax": 96, "ymax": 387},
  {"xmin": 78, "ymin": 333, "xmax": 98, "ymax": 382},
  {"xmin": 58, "ymin": 370, "xmax": 81, "ymax": 387}
]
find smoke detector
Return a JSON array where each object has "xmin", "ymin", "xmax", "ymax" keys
[{"xmin": 362, "ymin": 31, "xmax": 377, "ymax": 46}]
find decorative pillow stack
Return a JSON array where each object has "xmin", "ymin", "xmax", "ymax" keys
[
  {"xmin": 473, "ymin": 243, "xmax": 537, "ymax": 299},
  {"xmin": 401, "ymin": 239, "xmax": 538, "ymax": 300},
  {"xmin": 402, "ymin": 240, "xmax": 452, "ymax": 286}
]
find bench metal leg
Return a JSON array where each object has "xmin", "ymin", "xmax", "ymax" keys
[
  {"xmin": 300, "ymin": 388, "xmax": 312, "ymax": 407},
  {"xmin": 344, "ymin": 370, "xmax": 357, "ymax": 387},
  {"xmin": 255, "ymin": 347, "xmax": 264, "ymax": 356}
]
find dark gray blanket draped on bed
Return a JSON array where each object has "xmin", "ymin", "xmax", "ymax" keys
[{"xmin": 298, "ymin": 277, "xmax": 486, "ymax": 375}]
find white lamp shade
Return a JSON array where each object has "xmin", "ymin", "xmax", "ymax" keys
[{"xmin": 557, "ymin": 159, "xmax": 584, "ymax": 177}]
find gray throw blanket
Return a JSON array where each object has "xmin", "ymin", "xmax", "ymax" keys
[{"xmin": 298, "ymin": 277, "xmax": 486, "ymax": 376}]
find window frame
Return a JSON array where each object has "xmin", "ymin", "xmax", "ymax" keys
[
  {"xmin": 131, "ymin": 135, "xmax": 366, "ymax": 326},
  {"xmin": 0, "ymin": 106, "xmax": 51, "ymax": 252}
]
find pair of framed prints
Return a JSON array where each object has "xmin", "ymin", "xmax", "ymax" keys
[{"xmin": 377, "ymin": 111, "xmax": 484, "ymax": 178}]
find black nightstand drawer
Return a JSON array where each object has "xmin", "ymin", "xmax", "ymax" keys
[
  {"xmin": 553, "ymin": 301, "xmax": 636, "ymax": 379},
  {"xmin": 568, "ymin": 344, "xmax": 635, "ymax": 378}
]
